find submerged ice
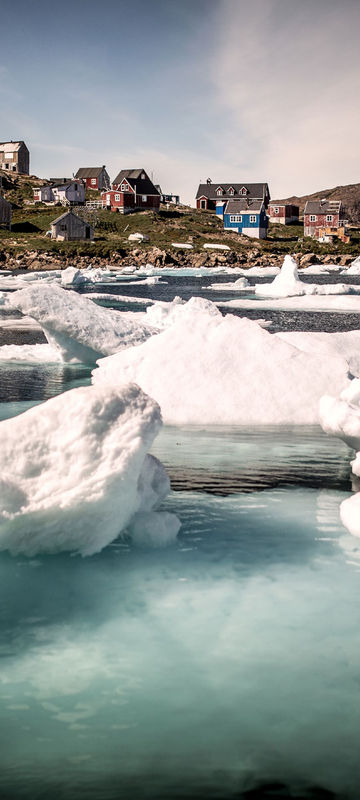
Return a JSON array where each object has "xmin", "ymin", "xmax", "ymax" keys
[{"xmin": 0, "ymin": 383, "xmax": 179, "ymax": 556}]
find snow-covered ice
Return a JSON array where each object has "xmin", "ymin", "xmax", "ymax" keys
[
  {"xmin": 9, "ymin": 285, "xmax": 157, "ymax": 363},
  {"xmin": 145, "ymin": 295, "xmax": 221, "ymax": 330},
  {"xmin": 92, "ymin": 311, "xmax": 351, "ymax": 425},
  {"xmin": 255, "ymin": 255, "xmax": 357, "ymax": 298},
  {"xmin": 0, "ymin": 343, "xmax": 61, "ymax": 363},
  {"xmin": 0, "ymin": 383, "xmax": 179, "ymax": 556},
  {"xmin": 319, "ymin": 379, "xmax": 360, "ymax": 451},
  {"xmin": 210, "ymin": 276, "xmax": 250, "ymax": 291}
]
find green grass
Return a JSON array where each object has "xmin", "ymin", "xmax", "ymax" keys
[{"xmin": 1, "ymin": 204, "xmax": 359, "ymax": 260}]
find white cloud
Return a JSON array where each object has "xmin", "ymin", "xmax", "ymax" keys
[{"xmin": 210, "ymin": 0, "xmax": 360, "ymax": 197}]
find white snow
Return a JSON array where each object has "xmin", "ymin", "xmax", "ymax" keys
[
  {"xmin": 61, "ymin": 267, "xmax": 86, "ymax": 287},
  {"xmin": 236, "ymin": 266, "xmax": 281, "ymax": 277},
  {"xmin": 278, "ymin": 330, "xmax": 360, "ymax": 379},
  {"xmin": 220, "ymin": 294, "xmax": 360, "ymax": 313},
  {"xmin": 128, "ymin": 233, "xmax": 149, "ymax": 242},
  {"xmin": 145, "ymin": 296, "xmax": 221, "ymax": 330},
  {"xmin": 341, "ymin": 256, "xmax": 360, "ymax": 275},
  {"xmin": 92, "ymin": 311, "xmax": 351, "ymax": 425},
  {"xmin": 8, "ymin": 284, "xmax": 157, "ymax": 363},
  {"xmin": 0, "ymin": 383, "xmax": 179, "ymax": 556},
  {"xmin": 203, "ymin": 243, "xmax": 231, "ymax": 250},
  {"xmin": 171, "ymin": 242, "xmax": 193, "ymax": 249}
]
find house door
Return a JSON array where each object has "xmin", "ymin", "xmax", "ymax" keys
[{"xmin": 85, "ymin": 226, "xmax": 90, "ymax": 239}]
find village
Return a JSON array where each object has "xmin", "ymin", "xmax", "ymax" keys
[{"xmin": 0, "ymin": 140, "xmax": 358, "ymax": 270}]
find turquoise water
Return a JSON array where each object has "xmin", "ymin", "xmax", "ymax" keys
[{"xmin": 0, "ymin": 337, "xmax": 359, "ymax": 798}]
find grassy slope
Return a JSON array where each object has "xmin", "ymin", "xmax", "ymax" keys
[{"xmin": 1, "ymin": 174, "xmax": 360, "ymax": 259}]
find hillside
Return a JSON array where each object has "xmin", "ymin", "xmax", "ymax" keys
[{"xmin": 274, "ymin": 182, "xmax": 360, "ymax": 221}]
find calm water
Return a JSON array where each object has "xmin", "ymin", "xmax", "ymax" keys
[{"xmin": 0, "ymin": 272, "xmax": 359, "ymax": 798}]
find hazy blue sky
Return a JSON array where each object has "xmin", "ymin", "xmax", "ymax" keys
[{"xmin": 1, "ymin": 0, "xmax": 359, "ymax": 203}]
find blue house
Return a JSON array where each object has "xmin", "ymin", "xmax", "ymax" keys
[{"xmin": 223, "ymin": 199, "xmax": 268, "ymax": 239}]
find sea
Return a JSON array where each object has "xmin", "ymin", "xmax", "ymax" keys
[{"xmin": 0, "ymin": 268, "xmax": 360, "ymax": 799}]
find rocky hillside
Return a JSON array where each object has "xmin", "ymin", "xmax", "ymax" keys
[{"xmin": 274, "ymin": 182, "xmax": 360, "ymax": 222}]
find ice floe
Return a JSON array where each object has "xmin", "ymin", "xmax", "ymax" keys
[
  {"xmin": 255, "ymin": 255, "xmax": 358, "ymax": 298},
  {"xmin": 0, "ymin": 383, "xmax": 179, "ymax": 556},
  {"xmin": 92, "ymin": 312, "xmax": 351, "ymax": 425},
  {"xmin": 8, "ymin": 285, "xmax": 157, "ymax": 363},
  {"xmin": 0, "ymin": 343, "xmax": 61, "ymax": 363},
  {"xmin": 210, "ymin": 277, "xmax": 250, "ymax": 291}
]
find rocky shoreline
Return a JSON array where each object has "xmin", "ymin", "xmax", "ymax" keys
[{"xmin": 0, "ymin": 246, "xmax": 355, "ymax": 272}]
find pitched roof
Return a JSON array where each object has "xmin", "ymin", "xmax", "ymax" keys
[
  {"xmin": 75, "ymin": 167, "xmax": 105, "ymax": 178},
  {"xmin": 224, "ymin": 198, "xmax": 264, "ymax": 214},
  {"xmin": 304, "ymin": 199, "xmax": 342, "ymax": 214},
  {"xmin": 0, "ymin": 141, "xmax": 26, "ymax": 152},
  {"xmin": 51, "ymin": 210, "xmax": 87, "ymax": 225},
  {"xmin": 112, "ymin": 169, "xmax": 160, "ymax": 195},
  {"xmin": 196, "ymin": 182, "xmax": 269, "ymax": 200}
]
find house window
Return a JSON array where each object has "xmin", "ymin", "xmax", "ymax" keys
[
  {"xmin": 273, "ymin": 207, "xmax": 279, "ymax": 214},
  {"xmin": 142, "ymin": 195, "xmax": 147, "ymax": 202},
  {"xmin": 230, "ymin": 215, "xmax": 242, "ymax": 223},
  {"xmin": 249, "ymin": 215, "xmax": 257, "ymax": 223},
  {"xmin": 60, "ymin": 224, "xmax": 67, "ymax": 231},
  {"xmin": 240, "ymin": 187, "xmax": 247, "ymax": 195},
  {"xmin": 228, "ymin": 187, "xmax": 234, "ymax": 195},
  {"xmin": 121, "ymin": 183, "xmax": 128, "ymax": 191},
  {"xmin": 115, "ymin": 194, "xmax": 120, "ymax": 201},
  {"xmin": 309, "ymin": 215, "xmax": 316, "ymax": 222},
  {"xmin": 216, "ymin": 188, "xmax": 223, "ymax": 196},
  {"xmin": 141, "ymin": 173, "xmax": 145, "ymax": 179},
  {"xmin": 91, "ymin": 178, "xmax": 96, "ymax": 185},
  {"xmin": 326, "ymin": 215, "xmax": 333, "ymax": 222}
]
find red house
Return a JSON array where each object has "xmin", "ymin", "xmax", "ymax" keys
[
  {"xmin": 268, "ymin": 203, "xmax": 299, "ymax": 225},
  {"xmin": 75, "ymin": 166, "xmax": 110, "ymax": 191},
  {"xmin": 304, "ymin": 199, "xmax": 346, "ymax": 238},
  {"xmin": 102, "ymin": 169, "xmax": 160, "ymax": 213}
]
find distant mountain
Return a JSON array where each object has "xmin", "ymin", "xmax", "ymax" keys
[{"xmin": 273, "ymin": 182, "xmax": 360, "ymax": 221}]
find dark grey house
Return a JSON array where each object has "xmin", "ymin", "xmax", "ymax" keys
[
  {"xmin": 50, "ymin": 211, "xmax": 94, "ymax": 241},
  {"xmin": 196, "ymin": 180, "xmax": 270, "ymax": 213}
]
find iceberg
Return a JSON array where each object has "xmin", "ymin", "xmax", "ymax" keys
[
  {"xmin": 145, "ymin": 295, "xmax": 221, "ymax": 330},
  {"xmin": 92, "ymin": 312, "xmax": 351, "ymax": 425},
  {"xmin": 210, "ymin": 276, "xmax": 250, "ymax": 291},
  {"xmin": 255, "ymin": 255, "xmax": 356, "ymax": 298},
  {"xmin": 8, "ymin": 284, "xmax": 157, "ymax": 363},
  {"xmin": 341, "ymin": 255, "xmax": 360, "ymax": 275},
  {"xmin": 319, "ymin": 379, "xmax": 360, "ymax": 451},
  {"xmin": 0, "ymin": 383, "xmax": 179, "ymax": 556}
]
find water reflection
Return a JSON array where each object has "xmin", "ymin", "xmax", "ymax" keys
[{"xmin": 0, "ymin": 363, "xmax": 91, "ymax": 404}]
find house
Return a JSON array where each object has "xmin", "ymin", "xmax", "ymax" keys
[
  {"xmin": 156, "ymin": 185, "xmax": 180, "ymax": 205},
  {"xmin": 50, "ymin": 211, "xmax": 94, "ymax": 241},
  {"xmin": 33, "ymin": 185, "xmax": 55, "ymax": 203},
  {"xmin": 223, "ymin": 199, "xmax": 268, "ymax": 239},
  {"xmin": 268, "ymin": 203, "xmax": 299, "ymax": 225},
  {"xmin": 52, "ymin": 180, "xmax": 85, "ymax": 206},
  {"xmin": 75, "ymin": 166, "xmax": 110, "ymax": 191},
  {"xmin": 0, "ymin": 141, "xmax": 29, "ymax": 174},
  {"xmin": 0, "ymin": 195, "xmax": 12, "ymax": 229},
  {"xmin": 196, "ymin": 179, "xmax": 270, "ymax": 212},
  {"xmin": 304, "ymin": 199, "xmax": 346, "ymax": 238},
  {"xmin": 104, "ymin": 169, "xmax": 160, "ymax": 213}
]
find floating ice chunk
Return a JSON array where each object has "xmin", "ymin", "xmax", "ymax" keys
[
  {"xmin": 9, "ymin": 285, "xmax": 157, "ymax": 363},
  {"xmin": 129, "ymin": 511, "xmax": 181, "ymax": 548},
  {"xmin": 340, "ymin": 493, "xmax": 360, "ymax": 537},
  {"xmin": 210, "ymin": 277, "xmax": 250, "ymax": 291},
  {"xmin": 255, "ymin": 255, "xmax": 356, "ymax": 298},
  {"xmin": 61, "ymin": 267, "xmax": 86, "ymax": 287},
  {"xmin": 319, "ymin": 379, "xmax": 360, "ymax": 450},
  {"xmin": 92, "ymin": 313, "xmax": 351, "ymax": 425},
  {"xmin": 278, "ymin": 330, "xmax": 360, "ymax": 379},
  {"xmin": 0, "ymin": 344, "xmax": 61, "ymax": 363},
  {"xmin": 341, "ymin": 256, "xmax": 360, "ymax": 275},
  {"xmin": 238, "ymin": 266, "xmax": 280, "ymax": 277},
  {"xmin": 0, "ymin": 383, "xmax": 178, "ymax": 556},
  {"xmin": 145, "ymin": 296, "xmax": 221, "ymax": 330}
]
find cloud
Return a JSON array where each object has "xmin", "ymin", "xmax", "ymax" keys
[{"xmin": 210, "ymin": 0, "xmax": 360, "ymax": 197}]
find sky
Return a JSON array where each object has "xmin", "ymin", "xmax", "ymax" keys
[{"xmin": 0, "ymin": 0, "xmax": 359, "ymax": 205}]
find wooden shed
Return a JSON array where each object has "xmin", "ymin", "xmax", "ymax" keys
[
  {"xmin": 0, "ymin": 196, "xmax": 12, "ymax": 229},
  {"xmin": 50, "ymin": 211, "xmax": 94, "ymax": 241}
]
